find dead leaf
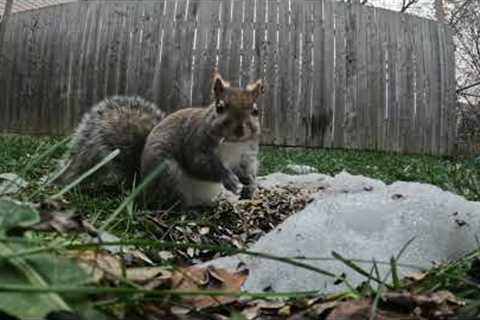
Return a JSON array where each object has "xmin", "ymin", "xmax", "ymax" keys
[
  {"xmin": 125, "ymin": 267, "xmax": 172, "ymax": 284},
  {"xmin": 168, "ymin": 265, "xmax": 249, "ymax": 310},
  {"xmin": 158, "ymin": 251, "xmax": 175, "ymax": 261},
  {"xmin": 91, "ymin": 231, "xmax": 153, "ymax": 266},
  {"xmin": 256, "ymin": 300, "xmax": 286, "ymax": 310},
  {"xmin": 326, "ymin": 298, "xmax": 415, "ymax": 320},
  {"xmin": 73, "ymin": 250, "xmax": 123, "ymax": 281},
  {"xmin": 326, "ymin": 299, "xmax": 373, "ymax": 320},
  {"xmin": 170, "ymin": 305, "xmax": 191, "ymax": 316},
  {"xmin": 31, "ymin": 210, "xmax": 97, "ymax": 235},
  {"xmin": 404, "ymin": 271, "xmax": 427, "ymax": 282},
  {"xmin": 384, "ymin": 291, "xmax": 465, "ymax": 319},
  {"xmin": 308, "ymin": 300, "xmax": 340, "ymax": 317},
  {"xmin": 278, "ymin": 305, "xmax": 291, "ymax": 316},
  {"xmin": 242, "ymin": 305, "xmax": 261, "ymax": 320}
]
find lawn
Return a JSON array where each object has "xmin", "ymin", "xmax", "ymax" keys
[{"xmin": 0, "ymin": 134, "xmax": 479, "ymax": 319}]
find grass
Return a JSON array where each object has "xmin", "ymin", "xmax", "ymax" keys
[
  {"xmin": 0, "ymin": 135, "xmax": 472, "ymax": 188},
  {"xmin": 1, "ymin": 133, "xmax": 480, "ymax": 233},
  {"xmin": 1, "ymin": 134, "xmax": 480, "ymax": 318},
  {"xmin": 261, "ymin": 146, "xmax": 454, "ymax": 186},
  {"xmin": 1, "ymin": 134, "xmax": 480, "ymax": 221}
]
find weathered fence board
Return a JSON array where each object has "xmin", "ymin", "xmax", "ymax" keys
[{"xmin": 0, "ymin": 0, "xmax": 456, "ymax": 155}]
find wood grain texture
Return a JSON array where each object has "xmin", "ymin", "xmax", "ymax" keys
[{"xmin": 0, "ymin": 0, "xmax": 456, "ymax": 155}]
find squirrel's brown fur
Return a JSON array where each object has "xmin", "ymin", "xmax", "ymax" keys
[
  {"xmin": 52, "ymin": 70, "xmax": 265, "ymax": 208},
  {"xmin": 50, "ymin": 96, "xmax": 165, "ymax": 190}
]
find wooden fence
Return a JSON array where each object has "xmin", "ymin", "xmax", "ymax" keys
[{"xmin": 0, "ymin": 0, "xmax": 456, "ymax": 155}]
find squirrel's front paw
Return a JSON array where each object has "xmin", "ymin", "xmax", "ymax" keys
[
  {"xmin": 223, "ymin": 171, "xmax": 241, "ymax": 194},
  {"xmin": 239, "ymin": 184, "xmax": 256, "ymax": 200}
]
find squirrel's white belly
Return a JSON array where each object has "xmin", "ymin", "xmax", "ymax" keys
[
  {"xmin": 217, "ymin": 140, "xmax": 256, "ymax": 168},
  {"xmin": 175, "ymin": 141, "xmax": 254, "ymax": 207},
  {"xmin": 177, "ymin": 175, "xmax": 223, "ymax": 207}
]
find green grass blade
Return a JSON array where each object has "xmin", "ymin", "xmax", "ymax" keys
[
  {"xmin": 21, "ymin": 137, "xmax": 70, "ymax": 177},
  {"xmin": 100, "ymin": 162, "xmax": 167, "ymax": 230},
  {"xmin": 372, "ymin": 259, "xmax": 381, "ymax": 290},
  {"xmin": 331, "ymin": 251, "xmax": 390, "ymax": 289},
  {"xmin": 50, "ymin": 149, "xmax": 120, "ymax": 200},
  {"xmin": 395, "ymin": 236, "xmax": 416, "ymax": 261},
  {"xmin": 390, "ymin": 256, "xmax": 400, "ymax": 289},
  {"xmin": 369, "ymin": 236, "xmax": 417, "ymax": 320},
  {"xmin": 0, "ymin": 137, "xmax": 69, "ymax": 195}
]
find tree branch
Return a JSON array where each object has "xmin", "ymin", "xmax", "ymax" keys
[
  {"xmin": 457, "ymin": 81, "xmax": 480, "ymax": 94},
  {"xmin": 400, "ymin": 0, "xmax": 419, "ymax": 13}
]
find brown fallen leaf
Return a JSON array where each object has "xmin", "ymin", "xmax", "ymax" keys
[
  {"xmin": 26, "ymin": 210, "xmax": 97, "ymax": 235},
  {"xmin": 404, "ymin": 271, "xmax": 427, "ymax": 282},
  {"xmin": 278, "ymin": 305, "xmax": 291, "ymax": 317},
  {"xmin": 383, "ymin": 291, "xmax": 465, "ymax": 319},
  {"xmin": 168, "ymin": 264, "xmax": 249, "ymax": 310},
  {"xmin": 73, "ymin": 250, "xmax": 123, "ymax": 281},
  {"xmin": 126, "ymin": 267, "xmax": 172, "ymax": 284},
  {"xmin": 307, "ymin": 300, "xmax": 340, "ymax": 317},
  {"xmin": 326, "ymin": 298, "xmax": 419, "ymax": 320},
  {"xmin": 73, "ymin": 249, "xmax": 174, "ymax": 286},
  {"xmin": 242, "ymin": 305, "xmax": 261, "ymax": 320}
]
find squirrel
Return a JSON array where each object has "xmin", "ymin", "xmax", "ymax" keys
[
  {"xmin": 50, "ymin": 95, "xmax": 165, "ymax": 191},
  {"xmin": 51, "ymin": 69, "xmax": 265, "ymax": 208}
]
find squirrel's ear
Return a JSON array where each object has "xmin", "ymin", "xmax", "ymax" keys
[
  {"xmin": 212, "ymin": 69, "xmax": 229, "ymax": 100},
  {"xmin": 247, "ymin": 79, "xmax": 265, "ymax": 99}
]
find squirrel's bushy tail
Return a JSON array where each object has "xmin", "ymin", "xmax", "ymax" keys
[{"xmin": 50, "ymin": 96, "xmax": 165, "ymax": 190}]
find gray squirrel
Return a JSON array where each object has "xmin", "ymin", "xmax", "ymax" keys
[{"xmin": 51, "ymin": 69, "xmax": 265, "ymax": 208}]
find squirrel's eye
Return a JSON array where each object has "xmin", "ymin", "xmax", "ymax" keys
[{"xmin": 251, "ymin": 108, "xmax": 259, "ymax": 116}]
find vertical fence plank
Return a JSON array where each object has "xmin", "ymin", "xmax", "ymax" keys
[
  {"xmin": 387, "ymin": 10, "xmax": 400, "ymax": 152},
  {"xmin": 444, "ymin": 26, "xmax": 456, "ymax": 155},
  {"xmin": 403, "ymin": 17, "xmax": 417, "ymax": 154},
  {"xmin": 241, "ymin": 0, "xmax": 254, "ymax": 86},
  {"xmin": 191, "ymin": 0, "xmax": 220, "ymax": 106},
  {"xmin": 226, "ymin": 0, "xmax": 242, "ymax": 88},
  {"xmin": 322, "ymin": 0, "xmax": 334, "ymax": 148},
  {"xmin": 156, "ymin": 0, "xmax": 176, "ymax": 111},
  {"xmin": 177, "ymin": 0, "xmax": 198, "ymax": 107},
  {"xmin": 429, "ymin": 20, "xmax": 441, "ymax": 155},
  {"xmin": 135, "ymin": 2, "xmax": 156, "ymax": 101},
  {"xmin": 254, "ymin": 0, "xmax": 266, "ymax": 83},
  {"xmin": 411, "ymin": 17, "xmax": 425, "ymax": 154},
  {"xmin": 292, "ymin": 0, "xmax": 305, "ymax": 145},
  {"xmin": 368, "ymin": 7, "xmax": 383, "ymax": 151},
  {"xmin": 263, "ymin": 0, "xmax": 280, "ymax": 145},
  {"xmin": 217, "ymin": 0, "xmax": 232, "ymax": 79},
  {"xmin": 167, "ymin": 0, "xmax": 192, "ymax": 107},
  {"xmin": 398, "ymin": 14, "xmax": 413, "ymax": 153},
  {"xmin": 437, "ymin": 22, "xmax": 447, "ymax": 155},
  {"xmin": 366, "ymin": 7, "xmax": 379, "ymax": 150},
  {"xmin": 7, "ymin": 12, "xmax": 23, "ymax": 131},
  {"xmin": 151, "ymin": 1, "xmax": 167, "ymax": 108},
  {"xmin": 60, "ymin": 3, "xmax": 76, "ymax": 133},
  {"xmin": 333, "ymin": 1, "xmax": 346, "ymax": 149},
  {"xmin": 354, "ymin": 4, "xmax": 366, "ymax": 150},
  {"xmin": 276, "ymin": 0, "xmax": 286, "ymax": 145},
  {"xmin": 301, "ymin": 0, "xmax": 314, "ymax": 147},
  {"xmin": 344, "ymin": 3, "xmax": 357, "ymax": 149}
]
